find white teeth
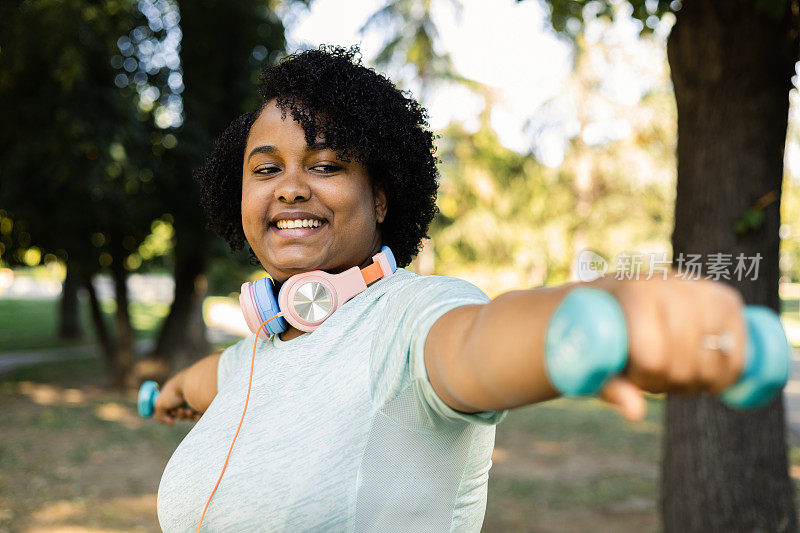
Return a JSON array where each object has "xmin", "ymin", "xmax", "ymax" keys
[{"xmin": 276, "ymin": 219, "xmax": 323, "ymax": 229}]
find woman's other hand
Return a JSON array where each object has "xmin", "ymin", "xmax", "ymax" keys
[{"xmin": 154, "ymin": 372, "xmax": 200, "ymax": 426}]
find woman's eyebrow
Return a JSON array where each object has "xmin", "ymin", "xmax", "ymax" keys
[
  {"xmin": 247, "ymin": 145, "xmax": 275, "ymax": 161},
  {"xmin": 247, "ymin": 142, "xmax": 330, "ymax": 161}
]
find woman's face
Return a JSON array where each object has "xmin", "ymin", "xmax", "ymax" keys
[{"xmin": 241, "ymin": 99, "xmax": 387, "ymax": 283}]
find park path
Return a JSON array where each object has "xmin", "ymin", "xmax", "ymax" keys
[
  {"xmin": 0, "ymin": 325, "xmax": 238, "ymax": 376},
  {"xmin": 0, "ymin": 339, "xmax": 154, "ymax": 375}
]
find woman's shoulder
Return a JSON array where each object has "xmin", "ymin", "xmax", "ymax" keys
[
  {"xmin": 378, "ymin": 269, "xmax": 490, "ymax": 311},
  {"xmin": 384, "ymin": 268, "xmax": 480, "ymax": 289},
  {"xmin": 385, "ymin": 268, "xmax": 487, "ymax": 294}
]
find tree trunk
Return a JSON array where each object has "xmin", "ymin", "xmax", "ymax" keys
[
  {"xmin": 151, "ymin": 243, "xmax": 210, "ymax": 369},
  {"xmin": 58, "ymin": 260, "xmax": 83, "ymax": 341},
  {"xmin": 83, "ymin": 273, "xmax": 117, "ymax": 380},
  {"xmin": 111, "ymin": 260, "xmax": 134, "ymax": 388},
  {"xmin": 663, "ymin": 1, "xmax": 799, "ymax": 531}
]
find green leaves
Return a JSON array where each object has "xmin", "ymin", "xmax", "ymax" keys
[
  {"xmin": 735, "ymin": 207, "xmax": 766, "ymax": 235},
  {"xmin": 518, "ymin": 0, "xmax": 676, "ymax": 40},
  {"xmin": 735, "ymin": 190, "xmax": 778, "ymax": 235}
]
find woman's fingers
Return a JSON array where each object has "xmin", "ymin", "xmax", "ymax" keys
[
  {"xmin": 172, "ymin": 407, "xmax": 199, "ymax": 420},
  {"xmin": 599, "ymin": 376, "xmax": 647, "ymax": 422},
  {"xmin": 154, "ymin": 394, "xmax": 185, "ymax": 426},
  {"xmin": 701, "ymin": 283, "xmax": 747, "ymax": 394},
  {"xmin": 182, "ymin": 407, "xmax": 199, "ymax": 419},
  {"xmin": 154, "ymin": 408, "xmax": 175, "ymax": 427},
  {"xmin": 154, "ymin": 405, "xmax": 199, "ymax": 426},
  {"xmin": 612, "ymin": 280, "xmax": 670, "ymax": 393},
  {"xmin": 605, "ymin": 273, "xmax": 747, "ymax": 397}
]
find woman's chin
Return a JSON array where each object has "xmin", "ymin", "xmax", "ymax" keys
[{"xmin": 263, "ymin": 255, "xmax": 327, "ymax": 278}]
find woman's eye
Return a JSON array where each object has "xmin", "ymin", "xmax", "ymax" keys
[
  {"xmin": 313, "ymin": 164, "xmax": 341, "ymax": 174},
  {"xmin": 255, "ymin": 166, "xmax": 279, "ymax": 175}
]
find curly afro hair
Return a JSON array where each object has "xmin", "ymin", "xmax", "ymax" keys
[{"xmin": 195, "ymin": 44, "xmax": 440, "ymax": 269}]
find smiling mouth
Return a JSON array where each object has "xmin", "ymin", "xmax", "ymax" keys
[{"xmin": 269, "ymin": 220, "xmax": 328, "ymax": 238}]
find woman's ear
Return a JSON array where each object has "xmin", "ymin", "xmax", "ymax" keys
[{"xmin": 374, "ymin": 184, "xmax": 388, "ymax": 224}]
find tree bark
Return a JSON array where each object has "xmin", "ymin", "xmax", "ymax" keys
[
  {"xmin": 58, "ymin": 260, "xmax": 83, "ymax": 341},
  {"xmin": 151, "ymin": 242, "xmax": 210, "ymax": 369},
  {"xmin": 145, "ymin": 0, "xmax": 273, "ymax": 371},
  {"xmin": 111, "ymin": 260, "xmax": 134, "ymax": 388},
  {"xmin": 82, "ymin": 273, "xmax": 117, "ymax": 379},
  {"xmin": 663, "ymin": 1, "xmax": 799, "ymax": 531}
]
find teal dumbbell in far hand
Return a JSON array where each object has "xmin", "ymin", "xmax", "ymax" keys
[
  {"xmin": 138, "ymin": 380, "xmax": 161, "ymax": 417},
  {"xmin": 544, "ymin": 287, "xmax": 792, "ymax": 409}
]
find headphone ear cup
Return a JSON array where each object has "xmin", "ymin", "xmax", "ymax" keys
[
  {"xmin": 252, "ymin": 277, "xmax": 288, "ymax": 335},
  {"xmin": 239, "ymin": 282, "xmax": 269, "ymax": 340},
  {"xmin": 380, "ymin": 245, "xmax": 397, "ymax": 273}
]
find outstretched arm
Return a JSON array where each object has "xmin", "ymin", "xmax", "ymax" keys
[{"xmin": 423, "ymin": 274, "xmax": 746, "ymax": 421}]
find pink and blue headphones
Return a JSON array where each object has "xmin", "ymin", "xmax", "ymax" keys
[{"xmin": 239, "ymin": 245, "xmax": 397, "ymax": 338}]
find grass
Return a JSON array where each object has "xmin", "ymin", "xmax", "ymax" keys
[
  {"xmin": 483, "ymin": 394, "xmax": 800, "ymax": 532},
  {"xmin": 483, "ymin": 396, "xmax": 664, "ymax": 532},
  {"xmin": 0, "ymin": 358, "xmax": 191, "ymax": 532},
  {"xmin": 1, "ymin": 358, "xmax": 798, "ymax": 532},
  {"xmin": 0, "ymin": 298, "xmax": 170, "ymax": 353}
]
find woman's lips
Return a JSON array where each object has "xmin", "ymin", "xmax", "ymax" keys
[{"xmin": 269, "ymin": 221, "xmax": 327, "ymax": 239}]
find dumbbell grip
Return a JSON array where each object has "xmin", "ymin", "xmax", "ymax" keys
[
  {"xmin": 137, "ymin": 380, "xmax": 193, "ymax": 418},
  {"xmin": 544, "ymin": 287, "xmax": 792, "ymax": 409}
]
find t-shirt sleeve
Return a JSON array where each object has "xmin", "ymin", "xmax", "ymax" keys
[
  {"xmin": 216, "ymin": 335, "xmax": 256, "ymax": 391},
  {"xmin": 397, "ymin": 275, "xmax": 510, "ymax": 427},
  {"xmin": 216, "ymin": 342, "xmax": 237, "ymax": 391}
]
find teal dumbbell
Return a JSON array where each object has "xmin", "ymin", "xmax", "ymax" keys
[
  {"xmin": 544, "ymin": 287, "xmax": 792, "ymax": 409},
  {"xmin": 138, "ymin": 380, "xmax": 193, "ymax": 418}
]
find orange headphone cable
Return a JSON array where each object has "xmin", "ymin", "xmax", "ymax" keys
[{"xmin": 196, "ymin": 313, "xmax": 279, "ymax": 532}]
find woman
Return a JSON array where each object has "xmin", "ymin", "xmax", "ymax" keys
[{"xmin": 154, "ymin": 45, "xmax": 746, "ymax": 532}]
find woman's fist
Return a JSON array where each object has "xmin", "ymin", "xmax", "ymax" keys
[
  {"xmin": 595, "ymin": 273, "xmax": 747, "ymax": 420},
  {"xmin": 153, "ymin": 373, "xmax": 200, "ymax": 426}
]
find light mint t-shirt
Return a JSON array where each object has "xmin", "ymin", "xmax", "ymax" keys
[{"xmin": 157, "ymin": 267, "xmax": 509, "ymax": 532}]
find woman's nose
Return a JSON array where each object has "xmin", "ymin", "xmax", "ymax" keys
[{"xmin": 274, "ymin": 168, "xmax": 311, "ymax": 203}]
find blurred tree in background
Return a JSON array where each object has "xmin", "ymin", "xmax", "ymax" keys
[
  {"xmin": 0, "ymin": 0, "xmax": 162, "ymax": 386},
  {"xmin": 0, "ymin": 0, "xmax": 288, "ymax": 385},
  {"xmin": 527, "ymin": 0, "xmax": 799, "ymax": 530},
  {"xmin": 145, "ymin": 0, "xmax": 286, "ymax": 370}
]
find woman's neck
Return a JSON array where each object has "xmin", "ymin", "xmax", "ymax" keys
[{"xmin": 278, "ymin": 325, "xmax": 305, "ymax": 342}]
